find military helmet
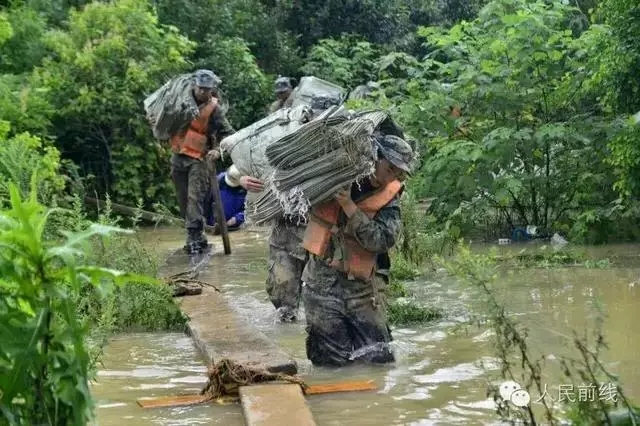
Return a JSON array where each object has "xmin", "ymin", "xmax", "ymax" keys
[
  {"xmin": 193, "ymin": 69, "xmax": 221, "ymax": 89},
  {"xmin": 274, "ymin": 76, "xmax": 293, "ymax": 94},
  {"xmin": 376, "ymin": 134, "xmax": 416, "ymax": 175}
]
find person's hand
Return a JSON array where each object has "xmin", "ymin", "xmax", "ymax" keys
[
  {"xmin": 239, "ymin": 176, "xmax": 264, "ymax": 192},
  {"xmin": 226, "ymin": 217, "xmax": 237, "ymax": 227},
  {"xmin": 334, "ymin": 188, "xmax": 357, "ymax": 217},
  {"xmin": 206, "ymin": 149, "xmax": 221, "ymax": 162}
]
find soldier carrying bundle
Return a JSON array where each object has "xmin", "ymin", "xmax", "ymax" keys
[{"xmin": 144, "ymin": 69, "xmax": 234, "ymax": 254}]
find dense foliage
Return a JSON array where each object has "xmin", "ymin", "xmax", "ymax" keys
[
  {"xmin": 1, "ymin": 0, "xmax": 636, "ymax": 244},
  {"xmin": 0, "ymin": 186, "xmax": 153, "ymax": 424},
  {"xmin": 0, "ymin": 121, "xmax": 64, "ymax": 206}
]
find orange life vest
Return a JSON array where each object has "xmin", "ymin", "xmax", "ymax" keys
[
  {"xmin": 303, "ymin": 180, "xmax": 403, "ymax": 281},
  {"xmin": 170, "ymin": 98, "xmax": 218, "ymax": 159}
]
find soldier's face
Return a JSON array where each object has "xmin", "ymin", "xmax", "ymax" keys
[
  {"xmin": 372, "ymin": 158, "xmax": 405, "ymax": 187},
  {"xmin": 276, "ymin": 89, "xmax": 291, "ymax": 101},
  {"xmin": 194, "ymin": 86, "xmax": 213, "ymax": 103}
]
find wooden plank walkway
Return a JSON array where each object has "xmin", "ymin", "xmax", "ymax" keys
[
  {"xmin": 161, "ymin": 247, "xmax": 297, "ymax": 375},
  {"xmin": 180, "ymin": 286, "xmax": 297, "ymax": 374},
  {"xmin": 240, "ymin": 384, "xmax": 315, "ymax": 426}
]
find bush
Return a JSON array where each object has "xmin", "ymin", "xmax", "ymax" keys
[
  {"xmin": 196, "ymin": 36, "xmax": 271, "ymax": 127},
  {"xmin": 302, "ymin": 35, "xmax": 381, "ymax": 88},
  {"xmin": 0, "ymin": 5, "xmax": 48, "ymax": 74},
  {"xmin": 397, "ymin": 192, "xmax": 457, "ymax": 264},
  {"xmin": 390, "ymin": 252, "xmax": 420, "ymax": 281},
  {"xmin": 78, "ymin": 199, "xmax": 186, "ymax": 333},
  {"xmin": 37, "ymin": 0, "xmax": 194, "ymax": 208},
  {"xmin": 0, "ymin": 185, "xmax": 152, "ymax": 424},
  {"xmin": 387, "ymin": 298, "xmax": 442, "ymax": 325},
  {"xmin": 0, "ymin": 121, "xmax": 64, "ymax": 206}
]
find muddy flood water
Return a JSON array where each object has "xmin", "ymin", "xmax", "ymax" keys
[{"xmin": 92, "ymin": 227, "xmax": 640, "ymax": 425}]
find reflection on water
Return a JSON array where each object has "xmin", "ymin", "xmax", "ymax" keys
[{"xmin": 92, "ymin": 227, "xmax": 640, "ymax": 425}]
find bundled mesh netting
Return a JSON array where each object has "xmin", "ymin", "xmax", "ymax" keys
[
  {"xmin": 247, "ymin": 110, "xmax": 388, "ymax": 224},
  {"xmin": 144, "ymin": 74, "xmax": 198, "ymax": 140}
]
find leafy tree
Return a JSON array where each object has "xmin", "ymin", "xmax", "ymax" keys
[
  {"xmin": 0, "ymin": 11, "xmax": 12, "ymax": 46},
  {"xmin": 0, "ymin": 5, "xmax": 48, "ymax": 73},
  {"xmin": 387, "ymin": 0, "xmax": 623, "ymax": 242},
  {"xmin": 608, "ymin": 122, "xmax": 640, "ymax": 200},
  {"xmin": 595, "ymin": 0, "xmax": 639, "ymax": 114},
  {"xmin": 196, "ymin": 36, "xmax": 271, "ymax": 127},
  {"xmin": 276, "ymin": 0, "xmax": 412, "ymax": 50},
  {"xmin": 154, "ymin": 0, "xmax": 302, "ymax": 74},
  {"xmin": 8, "ymin": 0, "xmax": 95, "ymax": 27},
  {"xmin": 36, "ymin": 0, "xmax": 194, "ymax": 208},
  {"xmin": 302, "ymin": 35, "xmax": 380, "ymax": 88},
  {"xmin": 575, "ymin": 0, "xmax": 640, "ymax": 202},
  {"xmin": 0, "ymin": 121, "xmax": 64, "ymax": 206},
  {"xmin": 0, "ymin": 74, "xmax": 53, "ymax": 137}
]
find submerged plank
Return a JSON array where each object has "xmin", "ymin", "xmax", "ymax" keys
[
  {"xmin": 137, "ymin": 395, "xmax": 209, "ymax": 408},
  {"xmin": 161, "ymin": 247, "xmax": 296, "ymax": 374},
  {"xmin": 138, "ymin": 380, "xmax": 376, "ymax": 409},
  {"xmin": 239, "ymin": 384, "xmax": 315, "ymax": 426},
  {"xmin": 304, "ymin": 380, "xmax": 377, "ymax": 395},
  {"xmin": 179, "ymin": 287, "xmax": 297, "ymax": 374}
]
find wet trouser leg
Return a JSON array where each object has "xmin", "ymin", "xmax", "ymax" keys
[
  {"xmin": 171, "ymin": 155, "xmax": 208, "ymax": 247},
  {"xmin": 185, "ymin": 160, "xmax": 208, "ymax": 238},
  {"xmin": 171, "ymin": 167, "xmax": 189, "ymax": 219},
  {"xmin": 302, "ymin": 285, "xmax": 353, "ymax": 366},
  {"xmin": 266, "ymin": 245, "xmax": 305, "ymax": 316},
  {"xmin": 265, "ymin": 220, "xmax": 306, "ymax": 320},
  {"xmin": 345, "ymin": 276, "xmax": 394, "ymax": 363},
  {"xmin": 302, "ymin": 275, "xmax": 394, "ymax": 366}
]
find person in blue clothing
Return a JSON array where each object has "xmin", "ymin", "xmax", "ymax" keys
[{"xmin": 205, "ymin": 169, "xmax": 248, "ymax": 232}]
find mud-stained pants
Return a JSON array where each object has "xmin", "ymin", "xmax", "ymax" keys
[
  {"xmin": 265, "ymin": 217, "xmax": 307, "ymax": 316},
  {"xmin": 302, "ymin": 272, "xmax": 394, "ymax": 366},
  {"xmin": 170, "ymin": 153, "xmax": 208, "ymax": 243}
]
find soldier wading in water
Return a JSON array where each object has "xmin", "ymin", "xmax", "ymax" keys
[
  {"xmin": 168, "ymin": 70, "xmax": 234, "ymax": 254},
  {"xmin": 301, "ymin": 135, "xmax": 415, "ymax": 366},
  {"xmin": 264, "ymin": 76, "xmax": 307, "ymax": 322}
]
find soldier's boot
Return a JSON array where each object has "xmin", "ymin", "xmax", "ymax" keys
[
  {"xmin": 184, "ymin": 230, "xmax": 209, "ymax": 255},
  {"xmin": 276, "ymin": 306, "xmax": 297, "ymax": 323}
]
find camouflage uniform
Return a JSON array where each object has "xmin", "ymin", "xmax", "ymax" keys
[
  {"xmin": 268, "ymin": 96, "xmax": 293, "ymax": 114},
  {"xmin": 301, "ymin": 180, "xmax": 401, "ymax": 366},
  {"xmin": 265, "ymin": 75, "xmax": 303, "ymax": 321},
  {"xmin": 267, "ymin": 76, "xmax": 294, "ymax": 114},
  {"xmin": 266, "ymin": 217, "xmax": 307, "ymax": 320},
  {"xmin": 171, "ymin": 106, "xmax": 234, "ymax": 250}
]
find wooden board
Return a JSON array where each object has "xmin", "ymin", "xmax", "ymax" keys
[
  {"xmin": 240, "ymin": 384, "xmax": 315, "ymax": 426},
  {"xmin": 179, "ymin": 287, "xmax": 298, "ymax": 375},
  {"xmin": 137, "ymin": 395, "xmax": 210, "ymax": 409},
  {"xmin": 304, "ymin": 380, "xmax": 377, "ymax": 395},
  {"xmin": 137, "ymin": 380, "xmax": 377, "ymax": 409}
]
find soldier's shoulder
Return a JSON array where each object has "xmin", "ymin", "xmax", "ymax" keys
[{"xmin": 268, "ymin": 100, "xmax": 281, "ymax": 114}]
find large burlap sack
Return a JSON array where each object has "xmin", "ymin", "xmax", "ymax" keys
[{"xmin": 144, "ymin": 74, "xmax": 198, "ymax": 141}]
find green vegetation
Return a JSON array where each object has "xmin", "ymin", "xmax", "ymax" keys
[
  {"xmin": 387, "ymin": 298, "xmax": 442, "ymax": 326},
  {"xmin": 1, "ymin": 0, "xmax": 638, "ymax": 245},
  {"xmin": 0, "ymin": 121, "xmax": 64, "ymax": 206},
  {"xmin": 75, "ymin": 198, "xmax": 187, "ymax": 334},
  {"xmin": 1, "ymin": 0, "xmax": 639, "ymax": 423},
  {"xmin": 489, "ymin": 246, "xmax": 612, "ymax": 269},
  {"xmin": 0, "ymin": 185, "xmax": 155, "ymax": 424},
  {"xmin": 387, "ymin": 242, "xmax": 441, "ymax": 324},
  {"xmin": 0, "ymin": 135, "xmax": 184, "ymax": 423}
]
